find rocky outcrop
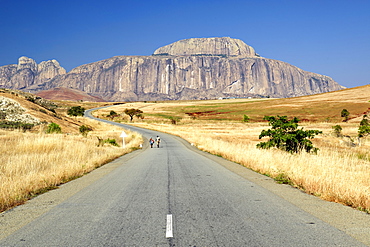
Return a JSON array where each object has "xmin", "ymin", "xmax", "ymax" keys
[
  {"xmin": 0, "ymin": 37, "xmax": 343, "ymax": 101},
  {"xmin": 153, "ymin": 37, "xmax": 257, "ymax": 57},
  {"xmin": 0, "ymin": 96, "xmax": 41, "ymax": 124},
  {"xmin": 0, "ymin": 56, "xmax": 66, "ymax": 90}
]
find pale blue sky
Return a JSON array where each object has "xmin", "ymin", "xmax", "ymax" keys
[{"xmin": 1, "ymin": 0, "xmax": 369, "ymax": 88}]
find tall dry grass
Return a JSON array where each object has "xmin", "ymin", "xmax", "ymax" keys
[
  {"xmin": 0, "ymin": 120, "xmax": 143, "ymax": 212},
  {"xmin": 123, "ymin": 120, "xmax": 370, "ymax": 213}
]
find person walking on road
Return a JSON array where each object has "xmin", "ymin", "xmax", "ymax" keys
[
  {"xmin": 149, "ymin": 137, "xmax": 154, "ymax": 148},
  {"xmin": 156, "ymin": 136, "xmax": 161, "ymax": 148}
]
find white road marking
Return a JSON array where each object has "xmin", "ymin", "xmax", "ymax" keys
[{"xmin": 166, "ymin": 214, "xmax": 173, "ymax": 238}]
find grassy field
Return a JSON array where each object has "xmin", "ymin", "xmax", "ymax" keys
[
  {"xmin": 0, "ymin": 92, "xmax": 143, "ymax": 212},
  {"xmin": 93, "ymin": 85, "xmax": 370, "ymax": 213}
]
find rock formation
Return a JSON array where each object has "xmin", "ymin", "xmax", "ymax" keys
[
  {"xmin": 0, "ymin": 37, "xmax": 343, "ymax": 101},
  {"xmin": 0, "ymin": 56, "xmax": 66, "ymax": 90}
]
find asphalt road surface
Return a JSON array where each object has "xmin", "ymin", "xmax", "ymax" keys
[{"xmin": 0, "ymin": 108, "xmax": 367, "ymax": 246}]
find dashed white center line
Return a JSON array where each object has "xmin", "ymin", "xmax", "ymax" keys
[{"xmin": 166, "ymin": 214, "xmax": 173, "ymax": 238}]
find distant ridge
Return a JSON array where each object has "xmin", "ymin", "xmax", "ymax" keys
[
  {"xmin": 0, "ymin": 37, "xmax": 342, "ymax": 101},
  {"xmin": 36, "ymin": 87, "xmax": 106, "ymax": 102}
]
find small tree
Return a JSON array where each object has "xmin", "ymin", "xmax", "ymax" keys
[
  {"xmin": 46, "ymin": 122, "xmax": 61, "ymax": 134},
  {"xmin": 124, "ymin": 108, "xmax": 143, "ymax": 122},
  {"xmin": 257, "ymin": 116, "xmax": 322, "ymax": 154},
  {"xmin": 243, "ymin": 114, "xmax": 250, "ymax": 122},
  {"xmin": 358, "ymin": 115, "xmax": 370, "ymax": 145},
  {"xmin": 332, "ymin": 125, "xmax": 342, "ymax": 137},
  {"xmin": 67, "ymin": 106, "xmax": 85, "ymax": 117},
  {"xmin": 107, "ymin": 110, "xmax": 118, "ymax": 120},
  {"xmin": 341, "ymin": 109, "xmax": 350, "ymax": 122},
  {"xmin": 79, "ymin": 125, "xmax": 93, "ymax": 137}
]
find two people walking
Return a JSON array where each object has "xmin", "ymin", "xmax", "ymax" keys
[{"xmin": 149, "ymin": 136, "xmax": 161, "ymax": 148}]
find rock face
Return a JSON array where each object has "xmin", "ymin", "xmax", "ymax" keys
[
  {"xmin": 154, "ymin": 37, "xmax": 257, "ymax": 57},
  {"xmin": 0, "ymin": 56, "xmax": 66, "ymax": 90},
  {"xmin": 0, "ymin": 37, "xmax": 343, "ymax": 101}
]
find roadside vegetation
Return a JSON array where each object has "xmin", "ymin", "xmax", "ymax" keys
[
  {"xmin": 0, "ymin": 118, "xmax": 142, "ymax": 212},
  {"xmin": 94, "ymin": 85, "xmax": 370, "ymax": 213},
  {"xmin": 0, "ymin": 90, "xmax": 143, "ymax": 212}
]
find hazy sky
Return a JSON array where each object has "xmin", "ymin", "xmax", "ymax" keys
[{"xmin": 1, "ymin": 0, "xmax": 369, "ymax": 88}]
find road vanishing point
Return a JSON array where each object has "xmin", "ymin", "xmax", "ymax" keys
[{"xmin": 0, "ymin": 107, "xmax": 369, "ymax": 246}]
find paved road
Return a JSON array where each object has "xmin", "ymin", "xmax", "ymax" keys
[{"xmin": 0, "ymin": 109, "xmax": 367, "ymax": 246}]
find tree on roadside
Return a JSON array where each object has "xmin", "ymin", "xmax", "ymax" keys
[
  {"xmin": 257, "ymin": 115, "xmax": 322, "ymax": 154},
  {"xmin": 124, "ymin": 108, "xmax": 143, "ymax": 122},
  {"xmin": 341, "ymin": 109, "xmax": 350, "ymax": 122},
  {"xmin": 67, "ymin": 106, "xmax": 85, "ymax": 117},
  {"xmin": 107, "ymin": 110, "xmax": 118, "ymax": 120}
]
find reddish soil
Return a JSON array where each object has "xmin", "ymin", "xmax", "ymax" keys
[{"xmin": 36, "ymin": 87, "xmax": 106, "ymax": 102}]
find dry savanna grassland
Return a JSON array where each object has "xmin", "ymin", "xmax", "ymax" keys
[
  {"xmin": 94, "ymin": 85, "xmax": 370, "ymax": 213},
  {"xmin": 0, "ymin": 90, "xmax": 143, "ymax": 212}
]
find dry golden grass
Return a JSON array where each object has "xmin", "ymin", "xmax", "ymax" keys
[
  {"xmin": 115, "ymin": 120, "xmax": 370, "ymax": 212},
  {"xmin": 0, "ymin": 119, "xmax": 143, "ymax": 212},
  {"xmin": 94, "ymin": 87, "xmax": 370, "ymax": 213}
]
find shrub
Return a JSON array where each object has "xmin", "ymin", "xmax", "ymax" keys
[
  {"xmin": 168, "ymin": 116, "xmax": 182, "ymax": 124},
  {"xmin": 332, "ymin": 125, "xmax": 342, "ymax": 137},
  {"xmin": 67, "ymin": 106, "xmax": 85, "ymax": 117},
  {"xmin": 257, "ymin": 116, "xmax": 322, "ymax": 154},
  {"xmin": 46, "ymin": 122, "xmax": 61, "ymax": 134},
  {"xmin": 97, "ymin": 137, "xmax": 119, "ymax": 147},
  {"xmin": 0, "ymin": 121, "xmax": 34, "ymax": 131},
  {"xmin": 243, "ymin": 114, "xmax": 250, "ymax": 122},
  {"xmin": 79, "ymin": 125, "xmax": 93, "ymax": 137},
  {"xmin": 341, "ymin": 109, "xmax": 350, "ymax": 122},
  {"xmin": 358, "ymin": 115, "xmax": 370, "ymax": 138}
]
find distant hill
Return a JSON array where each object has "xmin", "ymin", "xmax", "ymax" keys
[
  {"xmin": 0, "ymin": 37, "xmax": 343, "ymax": 101},
  {"xmin": 36, "ymin": 87, "xmax": 106, "ymax": 102}
]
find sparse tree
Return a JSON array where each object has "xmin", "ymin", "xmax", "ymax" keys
[
  {"xmin": 79, "ymin": 125, "xmax": 93, "ymax": 137},
  {"xmin": 358, "ymin": 115, "xmax": 370, "ymax": 145},
  {"xmin": 124, "ymin": 108, "xmax": 143, "ymax": 122},
  {"xmin": 67, "ymin": 106, "xmax": 85, "ymax": 117},
  {"xmin": 341, "ymin": 109, "xmax": 350, "ymax": 122},
  {"xmin": 107, "ymin": 110, "xmax": 118, "ymax": 120},
  {"xmin": 257, "ymin": 115, "xmax": 322, "ymax": 154},
  {"xmin": 332, "ymin": 125, "xmax": 342, "ymax": 137}
]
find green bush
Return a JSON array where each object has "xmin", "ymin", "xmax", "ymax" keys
[
  {"xmin": 257, "ymin": 116, "xmax": 322, "ymax": 154},
  {"xmin": 79, "ymin": 125, "xmax": 93, "ymax": 137},
  {"xmin": 67, "ymin": 106, "xmax": 85, "ymax": 117},
  {"xmin": 46, "ymin": 122, "xmax": 61, "ymax": 134},
  {"xmin": 0, "ymin": 121, "xmax": 34, "ymax": 131},
  {"xmin": 332, "ymin": 125, "xmax": 342, "ymax": 137},
  {"xmin": 341, "ymin": 109, "xmax": 350, "ymax": 122},
  {"xmin": 243, "ymin": 114, "xmax": 250, "ymax": 122}
]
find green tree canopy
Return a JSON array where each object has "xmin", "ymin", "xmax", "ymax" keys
[
  {"xmin": 341, "ymin": 109, "xmax": 350, "ymax": 122},
  {"xmin": 359, "ymin": 115, "xmax": 370, "ymax": 138},
  {"xmin": 124, "ymin": 108, "xmax": 143, "ymax": 121},
  {"xmin": 67, "ymin": 106, "xmax": 85, "ymax": 117},
  {"xmin": 257, "ymin": 116, "xmax": 322, "ymax": 154}
]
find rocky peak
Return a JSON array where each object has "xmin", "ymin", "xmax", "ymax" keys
[
  {"xmin": 0, "ymin": 56, "xmax": 66, "ymax": 89},
  {"xmin": 17, "ymin": 56, "xmax": 37, "ymax": 73},
  {"xmin": 153, "ymin": 37, "xmax": 257, "ymax": 57}
]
